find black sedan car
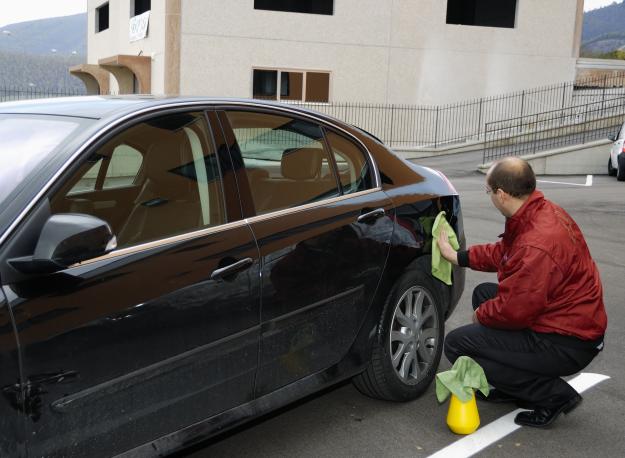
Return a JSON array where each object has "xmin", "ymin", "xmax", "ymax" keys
[{"xmin": 0, "ymin": 97, "xmax": 464, "ymax": 457}]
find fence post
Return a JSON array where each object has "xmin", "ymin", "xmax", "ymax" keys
[
  {"xmin": 434, "ymin": 106, "xmax": 440, "ymax": 149},
  {"xmin": 389, "ymin": 104, "xmax": 395, "ymax": 147},
  {"xmin": 519, "ymin": 90, "xmax": 525, "ymax": 133},
  {"xmin": 477, "ymin": 98, "xmax": 484, "ymax": 140},
  {"xmin": 602, "ymin": 75, "xmax": 607, "ymax": 117}
]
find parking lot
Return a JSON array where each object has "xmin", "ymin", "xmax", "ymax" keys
[{"xmin": 188, "ymin": 155, "xmax": 625, "ymax": 458}]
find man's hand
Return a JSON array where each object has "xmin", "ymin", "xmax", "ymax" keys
[{"xmin": 437, "ymin": 229, "xmax": 458, "ymax": 265}]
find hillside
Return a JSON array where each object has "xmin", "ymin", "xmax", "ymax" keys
[
  {"xmin": 582, "ymin": 1, "xmax": 625, "ymax": 56},
  {"xmin": 0, "ymin": 51, "xmax": 86, "ymax": 91},
  {"xmin": 0, "ymin": 13, "xmax": 86, "ymax": 56},
  {"xmin": 0, "ymin": 14, "xmax": 87, "ymax": 91}
]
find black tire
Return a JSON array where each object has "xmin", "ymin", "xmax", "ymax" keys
[
  {"xmin": 352, "ymin": 266, "xmax": 445, "ymax": 401},
  {"xmin": 618, "ymin": 154, "xmax": 625, "ymax": 182},
  {"xmin": 608, "ymin": 157, "xmax": 617, "ymax": 177}
]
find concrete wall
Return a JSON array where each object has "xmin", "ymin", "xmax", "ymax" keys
[
  {"xmin": 478, "ymin": 139, "xmax": 612, "ymax": 175},
  {"xmin": 179, "ymin": 0, "xmax": 580, "ymax": 104},
  {"xmin": 87, "ymin": 0, "xmax": 166, "ymax": 93}
]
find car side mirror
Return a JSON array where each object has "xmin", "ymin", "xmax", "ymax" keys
[
  {"xmin": 9, "ymin": 214, "xmax": 117, "ymax": 275},
  {"xmin": 608, "ymin": 134, "xmax": 617, "ymax": 141}
]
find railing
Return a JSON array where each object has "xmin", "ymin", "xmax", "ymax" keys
[
  {"xmin": 0, "ymin": 86, "xmax": 87, "ymax": 103},
  {"xmin": 3, "ymin": 73, "xmax": 625, "ymax": 148},
  {"xmin": 482, "ymin": 95, "xmax": 625, "ymax": 163}
]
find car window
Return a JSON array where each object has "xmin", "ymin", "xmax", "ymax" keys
[
  {"xmin": 225, "ymin": 110, "xmax": 340, "ymax": 215},
  {"xmin": 103, "ymin": 145, "xmax": 143, "ymax": 189},
  {"xmin": 324, "ymin": 130, "xmax": 373, "ymax": 194},
  {"xmin": 50, "ymin": 112, "xmax": 226, "ymax": 249},
  {"xmin": 68, "ymin": 145, "xmax": 143, "ymax": 195},
  {"xmin": 619, "ymin": 123, "xmax": 625, "ymax": 140}
]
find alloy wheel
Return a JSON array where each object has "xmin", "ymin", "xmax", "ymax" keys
[{"xmin": 389, "ymin": 286, "xmax": 440, "ymax": 385}]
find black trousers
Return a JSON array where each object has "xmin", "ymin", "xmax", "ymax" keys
[{"xmin": 444, "ymin": 283, "xmax": 601, "ymax": 408}]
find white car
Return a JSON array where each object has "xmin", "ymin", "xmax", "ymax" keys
[{"xmin": 608, "ymin": 123, "xmax": 625, "ymax": 180}]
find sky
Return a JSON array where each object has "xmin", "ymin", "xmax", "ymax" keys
[
  {"xmin": 0, "ymin": 0, "xmax": 621, "ymax": 29},
  {"xmin": 0, "ymin": 0, "xmax": 87, "ymax": 29}
]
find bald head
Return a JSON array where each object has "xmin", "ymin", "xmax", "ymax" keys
[{"xmin": 487, "ymin": 157, "xmax": 536, "ymax": 198}]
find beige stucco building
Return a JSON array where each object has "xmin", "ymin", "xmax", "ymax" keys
[{"xmin": 73, "ymin": 0, "xmax": 586, "ymax": 105}]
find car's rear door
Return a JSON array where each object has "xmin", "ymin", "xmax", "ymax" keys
[
  {"xmin": 217, "ymin": 107, "xmax": 394, "ymax": 395},
  {"xmin": 0, "ymin": 109, "xmax": 261, "ymax": 457}
]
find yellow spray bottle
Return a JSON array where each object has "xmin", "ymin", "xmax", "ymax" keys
[{"xmin": 446, "ymin": 390, "xmax": 480, "ymax": 435}]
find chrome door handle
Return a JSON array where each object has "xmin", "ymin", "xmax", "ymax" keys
[
  {"xmin": 357, "ymin": 208, "xmax": 385, "ymax": 224},
  {"xmin": 210, "ymin": 257, "xmax": 253, "ymax": 281}
]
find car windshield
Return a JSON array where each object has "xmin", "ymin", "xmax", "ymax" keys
[{"xmin": 0, "ymin": 115, "xmax": 82, "ymax": 208}]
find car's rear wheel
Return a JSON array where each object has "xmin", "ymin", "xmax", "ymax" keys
[
  {"xmin": 353, "ymin": 267, "xmax": 444, "ymax": 401},
  {"xmin": 608, "ymin": 157, "xmax": 617, "ymax": 177},
  {"xmin": 617, "ymin": 154, "xmax": 625, "ymax": 181}
]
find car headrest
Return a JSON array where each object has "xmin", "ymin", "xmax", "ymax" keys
[{"xmin": 281, "ymin": 147, "xmax": 323, "ymax": 180}]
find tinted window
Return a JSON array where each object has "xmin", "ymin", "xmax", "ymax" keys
[
  {"xmin": 225, "ymin": 110, "xmax": 339, "ymax": 214},
  {"xmin": 254, "ymin": 0, "xmax": 333, "ymax": 15},
  {"xmin": 51, "ymin": 112, "xmax": 226, "ymax": 249},
  {"xmin": 446, "ymin": 0, "xmax": 516, "ymax": 28},
  {"xmin": 325, "ymin": 131, "xmax": 373, "ymax": 194}
]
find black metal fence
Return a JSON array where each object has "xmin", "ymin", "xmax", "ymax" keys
[
  {"xmin": 0, "ymin": 85, "xmax": 86, "ymax": 103},
  {"xmin": 3, "ymin": 73, "xmax": 625, "ymax": 149},
  {"xmin": 482, "ymin": 95, "xmax": 625, "ymax": 163}
]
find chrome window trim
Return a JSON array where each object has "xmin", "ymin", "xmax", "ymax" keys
[
  {"xmin": 71, "ymin": 187, "xmax": 383, "ymax": 267},
  {"xmin": 68, "ymin": 219, "xmax": 250, "ymax": 268},
  {"xmin": 244, "ymin": 187, "xmax": 383, "ymax": 224},
  {"xmin": 0, "ymin": 99, "xmax": 380, "ymax": 248}
]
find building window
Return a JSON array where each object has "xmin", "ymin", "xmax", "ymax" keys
[
  {"xmin": 446, "ymin": 0, "xmax": 516, "ymax": 28},
  {"xmin": 253, "ymin": 69, "xmax": 330, "ymax": 102},
  {"xmin": 132, "ymin": 0, "xmax": 151, "ymax": 16},
  {"xmin": 254, "ymin": 0, "xmax": 333, "ymax": 16},
  {"xmin": 96, "ymin": 3, "xmax": 109, "ymax": 32}
]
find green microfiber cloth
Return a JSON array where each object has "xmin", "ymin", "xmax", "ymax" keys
[
  {"xmin": 431, "ymin": 211, "xmax": 459, "ymax": 285},
  {"xmin": 436, "ymin": 356, "xmax": 490, "ymax": 403}
]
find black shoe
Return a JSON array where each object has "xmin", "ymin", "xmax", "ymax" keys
[
  {"xmin": 514, "ymin": 393, "xmax": 582, "ymax": 428},
  {"xmin": 476, "ymin": 389, "xmax": 518, "ymax": 404}
]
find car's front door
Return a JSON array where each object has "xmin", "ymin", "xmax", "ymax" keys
[
  {"xmin": 0, "ymin": 111, "xmax": 260, "ymax": 457},
  {"xmin": 218, "ymin": 108, "xmax": 393, "ymax": 395}
]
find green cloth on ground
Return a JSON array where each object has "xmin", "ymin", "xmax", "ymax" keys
[
  {"xmin": 431, "ymin": 210, "xmax": 459, "ymax": 285},
  {"xmin": 436, "ymin": 356, "xmax": 490, "ymax": 403}
]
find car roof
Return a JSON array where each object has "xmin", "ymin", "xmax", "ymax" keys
[{"xmin": 0, "ymin": 95, "xmax": 345, "ymax": 125}]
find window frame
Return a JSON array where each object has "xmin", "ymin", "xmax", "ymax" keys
[
  {"xmin": 96, "ymin": 2, "xmax": 109, "ymax": 33},
  {"xmin": 217, "ymin": 106, "xmax": 379, "ymax": 219},
  {"xmin": 252, "ymin": 67, "xmax": 331, "ymax": 103},
  {"xmin": 45, "ymin": 108, "xmax": 239, "ymax": 255}
]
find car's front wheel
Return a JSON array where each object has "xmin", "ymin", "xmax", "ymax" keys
[
  {"xmin": 617, "ymin": 154, "xmax": 625, "ymax": 181},
  {"xmin": 353, "ymin": 267, "xmax": 444, "ymax": 401},
  {"xmin": 608, "ymin": 157, "xmax": 617, "ymax": 177}
]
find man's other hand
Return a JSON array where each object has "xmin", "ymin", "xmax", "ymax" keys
[{"xmin": 437, "ymin": 229, "xmax": 458, "ymax": 265}]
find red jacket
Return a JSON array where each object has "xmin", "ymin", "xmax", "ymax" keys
[{"xmin": 469, "ymin": 190, "xmax": 607, "ymax": 340}]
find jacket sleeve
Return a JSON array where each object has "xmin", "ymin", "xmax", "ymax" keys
[
  {"xmin": 476, "ymin": 245, "xmax": 561, "ymax": 330},
  {"xmin": 467, "ymin": 241, "xmax": 504, "ymax": 272}
]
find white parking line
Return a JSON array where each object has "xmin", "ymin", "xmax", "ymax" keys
[
  {"xmin": 426, "ymin": 372, "xmax": 610, "ymax": 458},
  {"xmin": 537, "ymin": 175, "xmax": 593, "ymax": 187}
]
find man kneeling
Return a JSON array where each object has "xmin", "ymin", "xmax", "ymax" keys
[{"xmin": 437, "ymin": 157, "xmax": 607, "ymax": 428}]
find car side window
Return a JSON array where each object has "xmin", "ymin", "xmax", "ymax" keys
[
  {"xmin": 225, "ymin": 110, "xmax": 340, "ymax": 215},
  {"xmin": 102, "ymin": 145, "xmax": 143, "ymax": 189},
  {"xmin": 619, "ymin": 123, "xmax": 625, "ymax": 140},
  {"xmin": 324, "ymin": 130, "xmax": 373, "ymax": 194},
  {"xmin": 51, "ymin": 112, "xmax": 226, "ymax": 249}
]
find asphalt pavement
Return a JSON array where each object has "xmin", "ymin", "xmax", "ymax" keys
[{"xmin": 186, "ymin": 153, "xmax": 624, "ymax": 458}]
